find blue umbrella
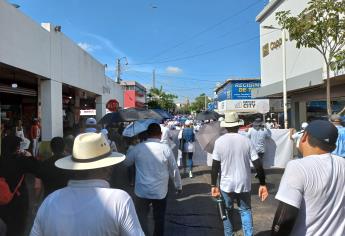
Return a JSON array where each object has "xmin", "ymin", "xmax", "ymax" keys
[{"xmin": 122, "ymin": 119, "xmax": 160, "ymax": 137}]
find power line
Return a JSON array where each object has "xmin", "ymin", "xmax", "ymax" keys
[
  {"xmin": 125, "ymin": 70, "xmax": 220, "ymax": 83},
  {"xmin": 144, "ymin": 0, "xmax": 264, "ymax": 61},
  {"xmin": 158, "ymin": 20, "xmax": 253, "ymax": 60},
  {"xmin": 129, "ymin": 30, "xmax": 278, "ymax": 65}
]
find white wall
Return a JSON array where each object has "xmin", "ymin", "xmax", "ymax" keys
[
  {"xmin": 0, "ymin": 0, "xmax": 123, "ymax": 105},
  {"xmin": 258, "ymin": 0, "xmax": 324, "ymax": 87},
  {"xmin": 0, "ymin": 0, "xmax": 50, "ymax": 78}
]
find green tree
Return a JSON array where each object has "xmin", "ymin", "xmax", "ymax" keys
[
  {"xmin": 147, "ymin": 86, "xmax": 177, "ymax": 112},
  {"xmin": 190, "ymin": 93, "xmax": 211, "ymax": 112},
  {"xmin": 276, "ymin": 0, "xmax": 345, "ymax": 115}
]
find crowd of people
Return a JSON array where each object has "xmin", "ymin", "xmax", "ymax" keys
[{"xmin": 0, "ymin": 112, "xmax": 344, "ymax": 236}]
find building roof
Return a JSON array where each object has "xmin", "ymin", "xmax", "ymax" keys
[
  {"xmin": 120, "ymin": 80, "xmax": 146, "ymax": 91},
  {"xmin": 256, "ymin": 0, "xmax": 283, "ymax": 23},
  {"xmin": 214, "ymin": 78, "xmax": 260, "ymax": 93}
]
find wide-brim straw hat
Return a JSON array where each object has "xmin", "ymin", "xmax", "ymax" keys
[
  {"xmin": 220, "ymin": 112, "xmax": 244, "ymax": 128},
  {"xmin": 55, "ymin": 133, "xmax": 125, "ymax": 170}
]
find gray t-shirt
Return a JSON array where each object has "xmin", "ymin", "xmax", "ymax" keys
[
  {"xmin": 213, "ymin": 133, "xmax": 258, "ymax": 193},
  {"xmin": 276, "ymin": 154, "xmax": 345, "ymax": 236}
]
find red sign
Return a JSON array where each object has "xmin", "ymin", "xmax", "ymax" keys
[{"xmin": 106, "ymin": 99, "xmax": 119, "ymax": 112}]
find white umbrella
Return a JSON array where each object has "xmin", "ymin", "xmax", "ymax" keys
[{"xmin": 122, "ymin": 119, "xmax": 160, "ymax": 137}]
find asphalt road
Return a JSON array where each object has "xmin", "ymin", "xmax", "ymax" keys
[
  {"xmin": 25, "ymin": 164, "xmax": 283, "ymax": 236},
  {"xmin": 164, "ymin": 166, "xmax": 283, "ymax": 236}
]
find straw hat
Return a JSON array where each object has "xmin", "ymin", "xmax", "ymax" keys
[
  {"xmin": 220, "ymin": 112, "xmax": 244, "ymax": 128},
  {"xmin": 55, "ymin": 133, "xmax": 125, "ymax": 170}
]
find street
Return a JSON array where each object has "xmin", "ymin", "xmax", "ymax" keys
[{"xmin": 110, "ymin": 164, "xmax": 283, "ymax": 236}]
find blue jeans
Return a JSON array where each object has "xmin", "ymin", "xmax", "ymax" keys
[
  {"xmin": 182, "ymin": 152, "xmax": 193, "ymax": 172},
  {"xmin": 221, "ymin": 190, "xmax": 253, "ymax": 236}
]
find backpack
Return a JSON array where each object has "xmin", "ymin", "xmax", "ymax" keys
[{"xmin": 0, "ymin": 175, "xmax": 24, "ymax": 205}]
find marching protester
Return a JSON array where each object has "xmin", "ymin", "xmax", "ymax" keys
[
  {"xmin": 101, "ymin": 128, "xmax": 118, "ymax": 152},
  {"xmin": 34, "ymin": 137, "xmax": 70, "ymax": 198},
  {"xmin": 290, "ymin": 122, "xmax": 308, "ymax": 158},
  {"xmin": 178, "ymin": 120, "xmax": 195, "ymax": 178},
  {"xmin": 211, "ymin": 112, "xmax": 269, "ymax": 236},
  {"xmin": 84, "ymin": 117, "xmax": 98, "ymax": 133},
  {"xmin": 0, "ymin": 135, "xmax": 37, "ymax": 236},
  {"xmin": 124, "ymin": 123, "xmax": 182, "ymax": 236},
  {"xmin": 265, "ymin": 117, "xmax": 273, "ymax": 129},
  {"xmin": 272, "ymin": 120, "xmax": 345, "ymax": 236},
  {"xmin": 30, "ymin": 133, "xmax": 144, "ymax": 236},
  {"xmin": 330, "ymin": 114, "xmax": 345, "ymax": 158},
  {"xmin": 246, "ymin": 117, "xmax": 271, "ymax": 163}
]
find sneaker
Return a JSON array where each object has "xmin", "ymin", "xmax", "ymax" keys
[{"xmin": 189, "ymin": 171, "xmax": 193, "ymax": 178}]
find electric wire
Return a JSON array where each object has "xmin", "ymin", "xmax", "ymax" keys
[
  {"xmin": 144, "ymin": 0, "xmax": 264, "ymax": 62},
  {"xmin": 129, "ymin": 30, "xmax": 279, "ymax": 65}
]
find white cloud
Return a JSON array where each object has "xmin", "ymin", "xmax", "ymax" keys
[
  {"xmin": 77, "ymin": 42, "xmax": 101, "ymax": 52},
  {"xmin": 165, "ymin": 66, "xmax": 183, "ymax": 74}
]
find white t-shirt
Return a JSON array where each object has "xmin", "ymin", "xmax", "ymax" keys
[
  {"xmin": 213, "ymin": 133, "xmax": 259, "ymax": 193},
  {"xmin": 30, "ymin": 179, "xmax": 144, "ymax": 236},
  {"xmin": 160, "ymin": 125, "xmax": 170, "ymax": 144},
  {"xmin": 276, "ymin": 154, "xmax": 345, "ymax": 236},
  {"xmin": 124, "ymin": 138, "xmax": 182, "ymax": 199}
]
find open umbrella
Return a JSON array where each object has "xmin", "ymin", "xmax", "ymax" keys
[
  {"xmin": 99, "ymin": 108, "xmax": 164, "ymax": 124},
  {"xmin": 196, "ymin": 111, "xmax": 221, "ymax": 121},
  {"xmin": 122, "ymin": 119, "xmax": 160, "ymax": 137},
  {"xmin": 196, "ymin": 121, "xmax": 227, "ymax": 153},
  {"xmin": 152, "ymin": 109, "xmax": 173, "ymax": 119}
]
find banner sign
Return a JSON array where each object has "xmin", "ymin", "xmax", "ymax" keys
[
  {"xmin": 231, "ymin": 81, "xmax": 261, "ymax": 100},
  {"xmin": 216, "ymin": 80, "xmax": 261, "ymax": 101}
]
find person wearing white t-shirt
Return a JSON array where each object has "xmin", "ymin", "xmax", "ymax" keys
[
  {"xmin": 125, "ymin": 123, "xmax": 182, "ymax": 236},
  {"xmin": 211, "ymin": 112, "xmax": 269, "ymax": 236},
  {"xmin": 30, "ymin": 133, "xmax": 143, "ymax": 236},
  {"xmin": 272, "ymin": 120, "xmax": 345, "ymax": 236}
]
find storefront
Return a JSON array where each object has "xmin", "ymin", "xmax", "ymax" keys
[
  {"xmin": 254, "ymin": 0, "xmax": 345, "ymax": 128},
  {"xmin": 0, "ymin": 1, "xmax": 124, "ymax": 142},
  {"xmin": 0, "ymin": 63, "xmax": 39, "ymax": 135}
]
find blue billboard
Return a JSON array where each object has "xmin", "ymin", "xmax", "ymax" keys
[
  {"xmin": 231, "ymin": 81, "xmax": 261, "ymax": 100},
  {"xmin": 216, "ymin": 80, "xmax": 260, "ymax": 101},
  {"xmin": 217, "ymin": 83, "xmax": 232, "ymax": 101}
]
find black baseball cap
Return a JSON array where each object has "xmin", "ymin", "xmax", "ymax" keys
[{"xmin": 305, "ymin": 120, "xmax": 338, "ymax": 146}]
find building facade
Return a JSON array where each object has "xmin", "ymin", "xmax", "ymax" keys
[
  {"xmin": 254, "ymin": 0, "xmax": 345, "ymax": 128},
  {"xmin": 214, "ymin": 78, "xmax": 270, "ymax": 114},
  {"xmin": 120, "ymin": 81, "xmax": 146, "ymax": 109},
  {"xmin": 0, "ymin": 0, "xmax": 124, "ymax": 142}
]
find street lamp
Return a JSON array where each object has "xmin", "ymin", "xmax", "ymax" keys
[{"xmin": 262, "ymin": 25, "xmax": 288, "ymax": 129}]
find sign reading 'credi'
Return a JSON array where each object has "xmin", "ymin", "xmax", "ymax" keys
[{"xmin": 262, "ymin": 37, "xmax": 287, "ymax": 57}]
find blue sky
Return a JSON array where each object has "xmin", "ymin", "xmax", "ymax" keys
[{"xmin": 13, "ymin": 0, "xmax": 268, "ymax": 102}]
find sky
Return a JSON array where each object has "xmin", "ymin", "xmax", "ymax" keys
[{"xmin": 13, "ymin": 0, "xmax": 268, "ymax": 102}]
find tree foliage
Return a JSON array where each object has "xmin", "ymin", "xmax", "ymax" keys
[
  {"xmin": 190, "ymin": 93, "xmax": 211, "ymax": 112},
  {"xmin": 147, "ymin": 86, "xmax": 177, "ymax": 111},
  {"xmin": 276, "ymin": 0, "xmax": 345, "ymax": 115}
]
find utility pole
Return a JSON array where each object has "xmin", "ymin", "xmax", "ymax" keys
[
  {"xmin": 204, "ymin": 95, "xmax": 207, "ymax": 110},
  {"xmin": 116, "ymin": 58, "xmax": 121, "ymax": 83},
  {"xmin": 152, "ymin": 69, "xmax": 156, "ymax": 89}
]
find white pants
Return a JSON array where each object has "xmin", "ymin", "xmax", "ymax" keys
[{"xmin": 32, "ymin": 138, "xmax": 39, "ymax": 157}]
